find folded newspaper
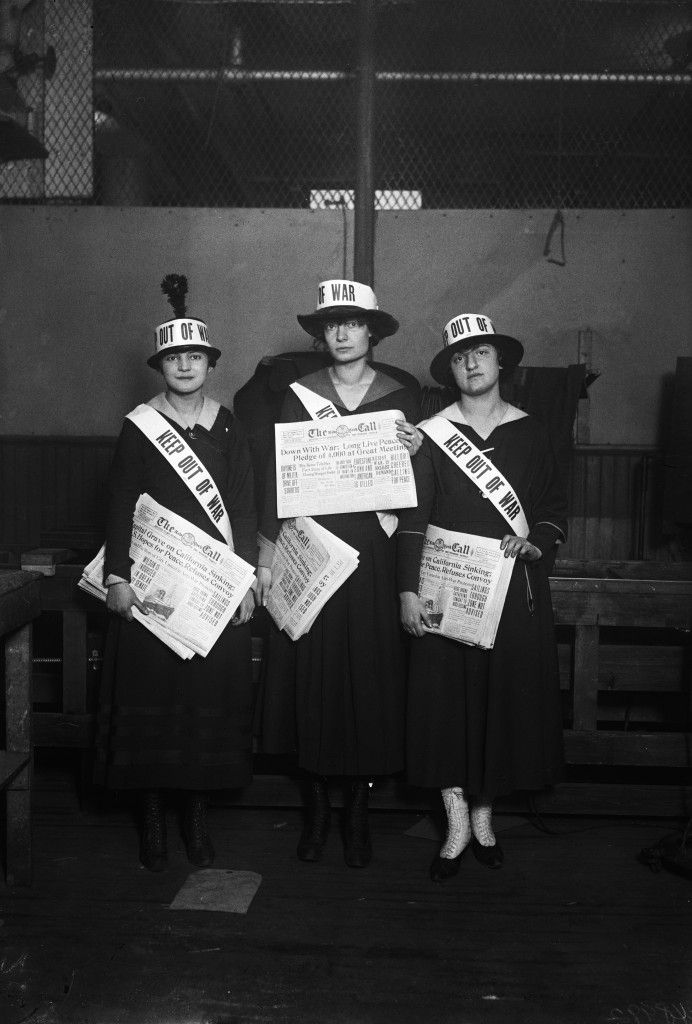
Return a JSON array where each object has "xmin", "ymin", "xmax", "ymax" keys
[
  {"xmin": 418, "ymin": 525, "xmax": 515, "ymax": 650},
  {"xmin": 79, "ymin": 494, "xmax": 256, "ymax": 659},
  {"xmin": 266, "ymin": 516, "xmax": 359, "ymax": 641},
  {"xmin": 275, "ymin": 409, "xmax": 417, "ymax": 519}
]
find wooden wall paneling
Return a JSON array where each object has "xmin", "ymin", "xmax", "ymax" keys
[
  {"xmin": 609, "ymin": 450, "xmax": 634, "ymax": 558},
  {"xmin": 21, "ymin": 442, "xmax": 44, "ymax": 555},
  {"xmin": 54, "ymin": 442, "xmax": 74, "ymax": 538},
  {"xmin": 62, "ymin": 610, "xmax": 88, "ymax": 717},
  {"xmin": 585, "ymin": 452, "xmax": 606, "ymax": 558},
  {"xmin": 0, "ymin": 441, "xmax": 43, "ymax": 562},
  {"xmin": 81, "ymin": 441, "xmax": 110, "ymax": 539},
  {"xmin": 41, "ymin": 440, "xmax": 61, "ymax": 539},
  {"xmin": 39, "ymin": 438, "xmax": 114, "ymax": 552},
  {"xmin": 597, "ymin": 451, "xmax": 616, "ymax": 557},
  {"xmin": 565, "ymin": 450, "xmax": 587, "ymax": 560}
]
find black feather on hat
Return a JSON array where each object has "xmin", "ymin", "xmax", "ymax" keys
[
  {"xmin": 161, "ymin": 274, "xmax": 188, "ymax": 318},
  {"xmin": 148, "ymin": 273, "xmax": 221, "ymax": 368}
]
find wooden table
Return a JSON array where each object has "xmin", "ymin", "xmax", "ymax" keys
[{"xmin": 0, "ymin": 569, "xmax": 41, "ymax": 885}]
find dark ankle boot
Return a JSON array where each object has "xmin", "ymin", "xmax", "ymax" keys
[
  {"xmin": 297, "ymin": 775, "xmax": 330, "ymax": 862},
  {"xmin": 140, "ymin": 789, "xmax": 167, "ymax": 872},
  {"xmin": 183, "ymin": 792, "xmax": 215, "ymax": 867},
  {"xmin": 344, "ymin": 780, "xmax": 372, "ymax": 868}
]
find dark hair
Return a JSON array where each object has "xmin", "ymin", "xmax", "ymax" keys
[
  {"xmin": 154, "ymin": 345, "xmax": 217, "ymax": 370},
  {"xmin": 442, "ymin": 341, "xmax": 514, "ymax": 390},
  {"xmin": 313, "ymin": 314, "xmax": 380, "ymax": 349}
]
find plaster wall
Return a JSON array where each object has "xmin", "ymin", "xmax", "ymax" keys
[{"xmin": 1, "ymin": 206, "xmax": 690, "ymax": 443}]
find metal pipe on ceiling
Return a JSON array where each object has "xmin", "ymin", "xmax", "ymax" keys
[{"xmin": 95, "ymin": 68, "xmax": 692, "ymax": 85}]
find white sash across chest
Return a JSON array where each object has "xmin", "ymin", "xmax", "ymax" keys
[
  {"xmin": 126, "ymin": 404, "xmax": 234, "ymax": 548},
  {"xmin": 289, "ymin": 381, "xmax": 398, "ymax": 537},
  {"xmin": 421, "ymin": 414, "xmax": 530, "ymax": 537}
]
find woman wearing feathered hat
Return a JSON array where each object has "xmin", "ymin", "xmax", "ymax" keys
[
  {"xmin": 95, "ymin": 275, "xmax": 257, "ymax": 872},
  {"xmin": 256, "ymin": 279, "xmax": 422, "ymax": 868},
  {"xmin": 397, "ymin": 313, "xmax": 567, "ymax": 881}
]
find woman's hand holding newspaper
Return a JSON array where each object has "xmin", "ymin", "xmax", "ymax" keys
[
  {"xmin": 106, "ymin": 581, "xmax": 149, "ymax": 622},
  {"xmin": 255, "ymin": 566, "xmax": 272, "ymax": 607},
  {"xmin": 231, "ymin": 587, "xmax": 255, "ymax": 626},
  {"xmin": 399, "ymin": 591, "xmax": 431, "ymax": 638}
]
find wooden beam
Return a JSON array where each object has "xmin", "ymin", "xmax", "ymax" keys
[
  {"xmin": 354, "ymin": 0, "xmax": 375, "ymax": 285},
  {"xmin": 564, "ymin": 729, "xmax": 692, "ymax": 766}
]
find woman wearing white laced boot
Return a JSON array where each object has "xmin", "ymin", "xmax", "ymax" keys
[{"xmin": 397, "ymin": 313, "xmax": 567, "ymax": 881}]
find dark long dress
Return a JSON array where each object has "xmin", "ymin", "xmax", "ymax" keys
[
  {"xmin": 94, "ymin": 397, "xmax": 257, "ymax": 791},
  {"xmin": 259, "ymin": 368, "xmax": 421, "ymax": 777},
  {"xmin": 397, "ymin": 406, "xmax": 567, "ymax": 798}
]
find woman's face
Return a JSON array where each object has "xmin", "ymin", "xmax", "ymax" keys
[
  {"xmin": 450, "ymin": 342, "xmax": 501, "ymax": 396},
  {"xmin": 322, "ymin": 317, "xmax": 371, "ymax": 365},
  {"xmin": 159, "ymin": 348, "xmax": 211, "ymax": 396}
]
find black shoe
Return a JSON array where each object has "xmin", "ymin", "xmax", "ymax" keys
[
  {"xmin": 430, "ymin": 850, "xmax": 464, "ymax": 882},
  {"xmin": 183, "ymin": 792, "xmax": 215, "ymax": 867},
  {"xmin": 297, "ymin": 776, "xmax": 331, "ymax": 863},
  {"xmin": 471, "ymin": 836, "xmax": 504, "ymax": 868},
  {"xmin": 344, "ymin": 780, "xmax": 372, "ymax": 869},
  {"xmin": 140, "ymin": 790, "xmax": 167, "ymax": 872}
]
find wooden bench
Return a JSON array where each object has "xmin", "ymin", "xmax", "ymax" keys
[{"xmin": 0, "ymin": 570, "xmax": 41, "ymax": 885}]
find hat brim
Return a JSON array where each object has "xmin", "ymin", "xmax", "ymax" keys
[
  {"xmin": 147, "ymin": 344, "xmax": 222, "ymax": 369},
  {"xmin": 297, "ymin": 305, "xmax": 399, "ymax": 340},
  {"xmin": 430, "ymin": 334, "xmax": 524, "ymax": 386}
]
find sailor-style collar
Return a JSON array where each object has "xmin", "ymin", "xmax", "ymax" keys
[
  {"xmin": 432, "ymin": 401, "xmax": 527, "ymax": 431},
  {"xmin": 297, "ymin": 367, "xmax": 407, "ymax": 411},
  {"xmin": 147, "ymin": 392, "xmax": 220, "ymax": 432}
]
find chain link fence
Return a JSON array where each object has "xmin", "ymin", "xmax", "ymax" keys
[{"xmin": 1, "ymin": 0, "xmax": 690, "ymax": 207}]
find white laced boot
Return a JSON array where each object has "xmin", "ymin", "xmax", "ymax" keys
[
  {"xmin": 471, "ymin": 802, "xmax": 496, "ymax": 847},
  {"xmin": 440, "ymin": 786, "xmax": 471, "ymax": 859}
]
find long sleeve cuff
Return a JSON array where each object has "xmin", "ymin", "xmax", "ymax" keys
[
  {"xmin": 527, "ymin": 522, "xmax": 565, "ymax": 575},
  {"xmin": 257, "ymin": 532, "xmax": 276, "ymax": 570},
  {"xmin": 104, "ymin": 573, "xmax": 128, "ymax": 587},
  {"xmin": 527, "ymin": 522, "xmax": 565, "ymax": 556}
]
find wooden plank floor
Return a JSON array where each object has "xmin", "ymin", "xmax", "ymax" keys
[{"xmin": 1, "ymin": 789, "xmax": 691, "ymax": 1024}]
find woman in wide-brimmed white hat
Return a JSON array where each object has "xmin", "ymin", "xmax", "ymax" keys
[{"xmin": 256, "ymin": 279, "xmax": 422, "ymax": 869}]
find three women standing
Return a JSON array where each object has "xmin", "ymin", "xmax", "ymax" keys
[
  {"xmin": 257, "ymin": 280, "xmax": 421, "ymax": 868},
  {"xmin": 95, "ymin": 275, "xmax": 257, "ymax": 871},
  {"xmin": 96, "ymin": 277, "xmax": 566, "ymax": 883},
  {"xmin": 398, "ymin": 313, "xmax": 567, "ymax": 881}
]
